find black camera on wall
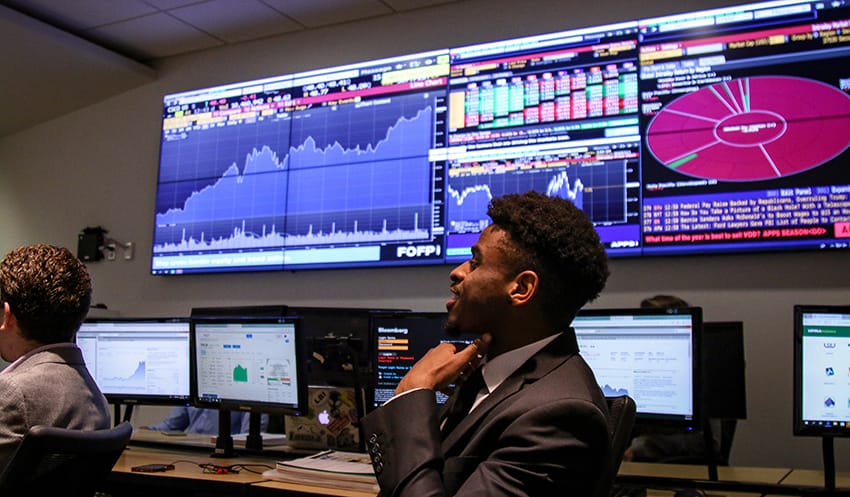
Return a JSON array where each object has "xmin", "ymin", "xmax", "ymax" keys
[{"xmin": 77, "ymin": 226, "xmax": 107, "ymax": 262}]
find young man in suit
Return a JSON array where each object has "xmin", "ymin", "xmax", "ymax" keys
[
  {"xmin": 362, "ymin": 191, "xmax": 611, "ymax": 496},
  {"xmin": 0, "ymin": 244, "xmax": 111, "ymax": 470}
]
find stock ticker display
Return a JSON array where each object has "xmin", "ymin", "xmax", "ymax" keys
[{"xmin": 152, "ymin": 0, "xmax": 850, "ymax": 274}]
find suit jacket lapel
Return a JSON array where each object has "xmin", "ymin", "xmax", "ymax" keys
[{"xmin": 441, "ymin": 331, "xmax": 580, "ymax": 451}]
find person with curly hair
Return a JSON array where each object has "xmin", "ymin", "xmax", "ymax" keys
[
  {"xmin": 0, "ymin": 244, "xmax": 110, "ymax": 470},
  {"xmin": 362, "ymin": 191, "xmax": 611, "ymax": 496}
]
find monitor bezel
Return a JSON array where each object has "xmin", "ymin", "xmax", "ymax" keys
[
  {"xmin": 76, "ymin": 317, "xmax": 192, "ymax": 406},
  {"xmin": 793, "ymin": 304, "xmax": 850, "ymax": 438},
  {"xmin": 189, "ymin": 315, "xmax": 308, "ymax": 416},
  {"xmin": 574, "ymin": 306, "xmax": 703, "ymax": 429}
]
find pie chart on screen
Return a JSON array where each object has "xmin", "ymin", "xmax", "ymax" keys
[{"xmin": 646, "ymin": 75, "xmax": 850, "ymax": 182}]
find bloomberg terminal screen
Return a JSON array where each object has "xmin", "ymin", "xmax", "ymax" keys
[{"xmin": 152, "ymin": 0, "xmax": 850, "ymax": 274}]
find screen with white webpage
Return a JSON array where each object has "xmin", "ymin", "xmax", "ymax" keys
[
  {"xmin": 76, "ymin": 318, "xmax": 191, "ymax": 404},
  {"xmin": 572, "ymin": 308, "xmax": 700, "ymax": 425},
  {"xmin": 795, "ymin": 306, "xmax": 850, "ymax": 436},
  {"xmin": 193, "ymin": 319, "xmax": 302, "ymax": 411}
]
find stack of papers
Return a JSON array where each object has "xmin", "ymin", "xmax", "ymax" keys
[{"xmin": 263, "ymin": 450, "xmax": 378, "ymax": 492}]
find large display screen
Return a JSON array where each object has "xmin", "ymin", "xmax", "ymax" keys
[
  {"xmin": 152, "ymin": 0, "xmax": 850, "ymax": 274},
  {"xmin": 793, "ymin": 305, "xmax": 850, "ymax": 437},
  {"xmin": 572, "ymin": 307, "xmax": 702, "ymax": 427}
]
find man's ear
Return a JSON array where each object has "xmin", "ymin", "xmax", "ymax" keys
[
  {"xmin": 0, "ymin": 302, "xmax": 16, "ymax": 331},
  {"xmin": 508, "ymin": 270, "xmax": 539, "ymax": 306}
]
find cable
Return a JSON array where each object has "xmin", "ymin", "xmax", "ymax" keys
[{"xmin": 164, "ymin": 459, "xmax": 273, "ymax": 475}]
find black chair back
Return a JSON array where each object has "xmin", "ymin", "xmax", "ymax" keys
[{"xmin": 0, "ymin": 421, "xmax": 132, "ymax": 496}]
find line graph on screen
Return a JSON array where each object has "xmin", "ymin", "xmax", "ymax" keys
[
  {"xmin": 446, "ymin": 157, "xmax": 627, "ymax": 233},
  {"xmin": 154, "ymin": 94, "xmax": 437, "ymax": 253}
]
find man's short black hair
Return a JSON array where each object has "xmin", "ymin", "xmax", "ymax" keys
[
  {"xmin": 488, "ymin": 191, "xmax": 609, "ymax": 327},
  {"xmin": 0, "ymin": 244, "xmax": 92, "ymax": 343}
]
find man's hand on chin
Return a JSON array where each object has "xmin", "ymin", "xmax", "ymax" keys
[{"xmin": 395, "ymin": 333, "xmax": 491, "ymax": 395}]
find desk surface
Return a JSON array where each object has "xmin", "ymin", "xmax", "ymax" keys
[
  {"xmin": 619, "ymin": 461, "xmax": 793, "ymax": 484},
  {"xmin": 112, "ymin": 445, "xmax": 378, "ymax": 497},
  {"xmin": 112, "ymin": 445, "xmax": 275, "ymax": 485},
  {"xmin": 112, "ymin": 446, "xmax": 845, "ymax": 497},
  {"xmin": 251, "ymin": 480, "xmax": 377, "ymax": 497},
  {"xmin": 781, "ymin": 469, "xmax": 850, "ymax": 488}
]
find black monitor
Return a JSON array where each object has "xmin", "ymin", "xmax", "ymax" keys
[
  {"xmin": 190, "ymin": 316, "xmax": 307, "ymax": 416},
  {"xmin": 287, "ymin": 306, "xmax": 399, "ymax": 384},
  {"xmin": 572, "ymin": 307, "xmax": 702, "ymax": 429},
  {"xmin": 76, "ymin": 317, "xmax": 191, "ymax": 406},
  {"xmin": 793, "ymin": 305, "xmax": 850, "ymax": 437},
  {"xmin": 703, "ymin": 321, "xmax": 747, "ymax": 420},
  {"xmin": 370, "ymin": 311, "xmax": 477, "ymax": 410}
]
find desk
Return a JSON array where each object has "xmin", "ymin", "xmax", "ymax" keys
[
  {"xmin": 107, "ymin": 446, "xmax": 847, "ymax": 497},
  {"xmin": 620, "ymin": 461, "xmax": 793, "ymax": 483},
  {"xmin": 780, "ymin": 469, "xmax": 850, "ymax": 491},
  {"xmin": 616, "ymin": 462, "xmax": 797, "ymax": 496},
  {"xmin": 618, "ymin": 463, "xmax": 850, "ymax": 497},
  {"xmin": 107, "ymin": 444, "xmax": 378, "ymax": 497},
  {"xmin": 251, "ymin": 481, "xmax": 377, "ymax": 497},
  {"xmin": 107, "ymin": 445, "xmax": 275, "ymax": 497}
]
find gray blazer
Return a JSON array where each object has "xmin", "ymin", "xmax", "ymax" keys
[
  {"xmin": 362, "ymin": 332, "xmax": 610, "ymax": 497},
  {"xmin": 0, "ymin": 345, "xmax": 111, "ymax": 470}
]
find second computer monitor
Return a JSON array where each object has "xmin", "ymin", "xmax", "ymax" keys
[
  {"xmin": 794, "ymin": 305, "xmax": 850, "ymax": 437},
  {"xmin": 370, "ymin": 311, "xmax": 477, "ymax": 410},
  {"xmin": 191, "ymin": 316, "xmax": 307, "ymax": 415},
  {"xmin": 572, "ymin": 307, "xmax": 702, "ymax": 428}
]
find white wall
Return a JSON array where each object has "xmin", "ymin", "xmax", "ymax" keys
[{"xmin": 1, "ymin": 0, "xmax": 848, "ymax": 470}]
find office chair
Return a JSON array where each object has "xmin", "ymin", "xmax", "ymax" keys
[
  {"xmin": 594, "ymin": 395, "xmax": 637, "ymax": 497},
  {"xmin": 0, "ymin": 421, "xmax": 133, "ymax": 497}
]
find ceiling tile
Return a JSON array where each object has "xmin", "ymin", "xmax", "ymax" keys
[
  {"xmin": 169, "ymin": 0, "xmax": 301, "ymax": 43},
  {"xmin": 0, "ymin": 4, "xmax": 154, "ymax": 137},
  {"xmin": 1, "ymin": 0, "xmax": 156, "ymax": 29},
  {"xmin": 263, "ymin": 0, "xmax": 392, "ymax": 28},
  {"xmin": 84, "ymin": 12, "xmax": 223, "ymax": 60}
]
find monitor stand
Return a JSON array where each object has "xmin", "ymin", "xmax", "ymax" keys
[
  {"xmin": 702, "ymin": 419, "xmax": 719, "ymax": 481},
  {"xmin": 244, "ymin": 412, "xmax": 263, "ymax": 453},
  {"xmin": 211, "ymin": 409, "xmax": 235, "ymax": 458},
  {"xmin": 822, "ymin": 436, "xmax": 836, "ymax": 492},
  {"xmin": 113, "ymin": 403, "xmax": 135, "ymax": 427}
]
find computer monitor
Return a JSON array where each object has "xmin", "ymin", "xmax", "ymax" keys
[
  {"xmin": 191, "ymin": 316, "xmax": 307, "ymax": 416},
  {"xmin": 703, "ymin": 321, "xmax": 747, "ymax": 420},
  {"xmin": 793, "ymin": 305, "xmax": 850, "ymax": 437},
  {"xmin": 76, "ymin": 318, "xmax": 191, "ymax": 405},
  {"xmin": 370, "ymin": 311, "xmax": 477, "ymax": 410},
  {"xmin": 572, "ymin": 307, "xmax": 702, "ymax": 428}
]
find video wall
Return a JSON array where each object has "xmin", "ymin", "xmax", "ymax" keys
[{"xmin": 152, "ymin": 0, "xmax": 850, "ymax": 274}]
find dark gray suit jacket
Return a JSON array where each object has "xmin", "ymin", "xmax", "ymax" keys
[
  {"xmin": 362, "ymin": 332, "xmax": 609, "ymax": 497},
  {"xmin": 0, "ymin": 345, "xmax": 111, "ymax": 470}
]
